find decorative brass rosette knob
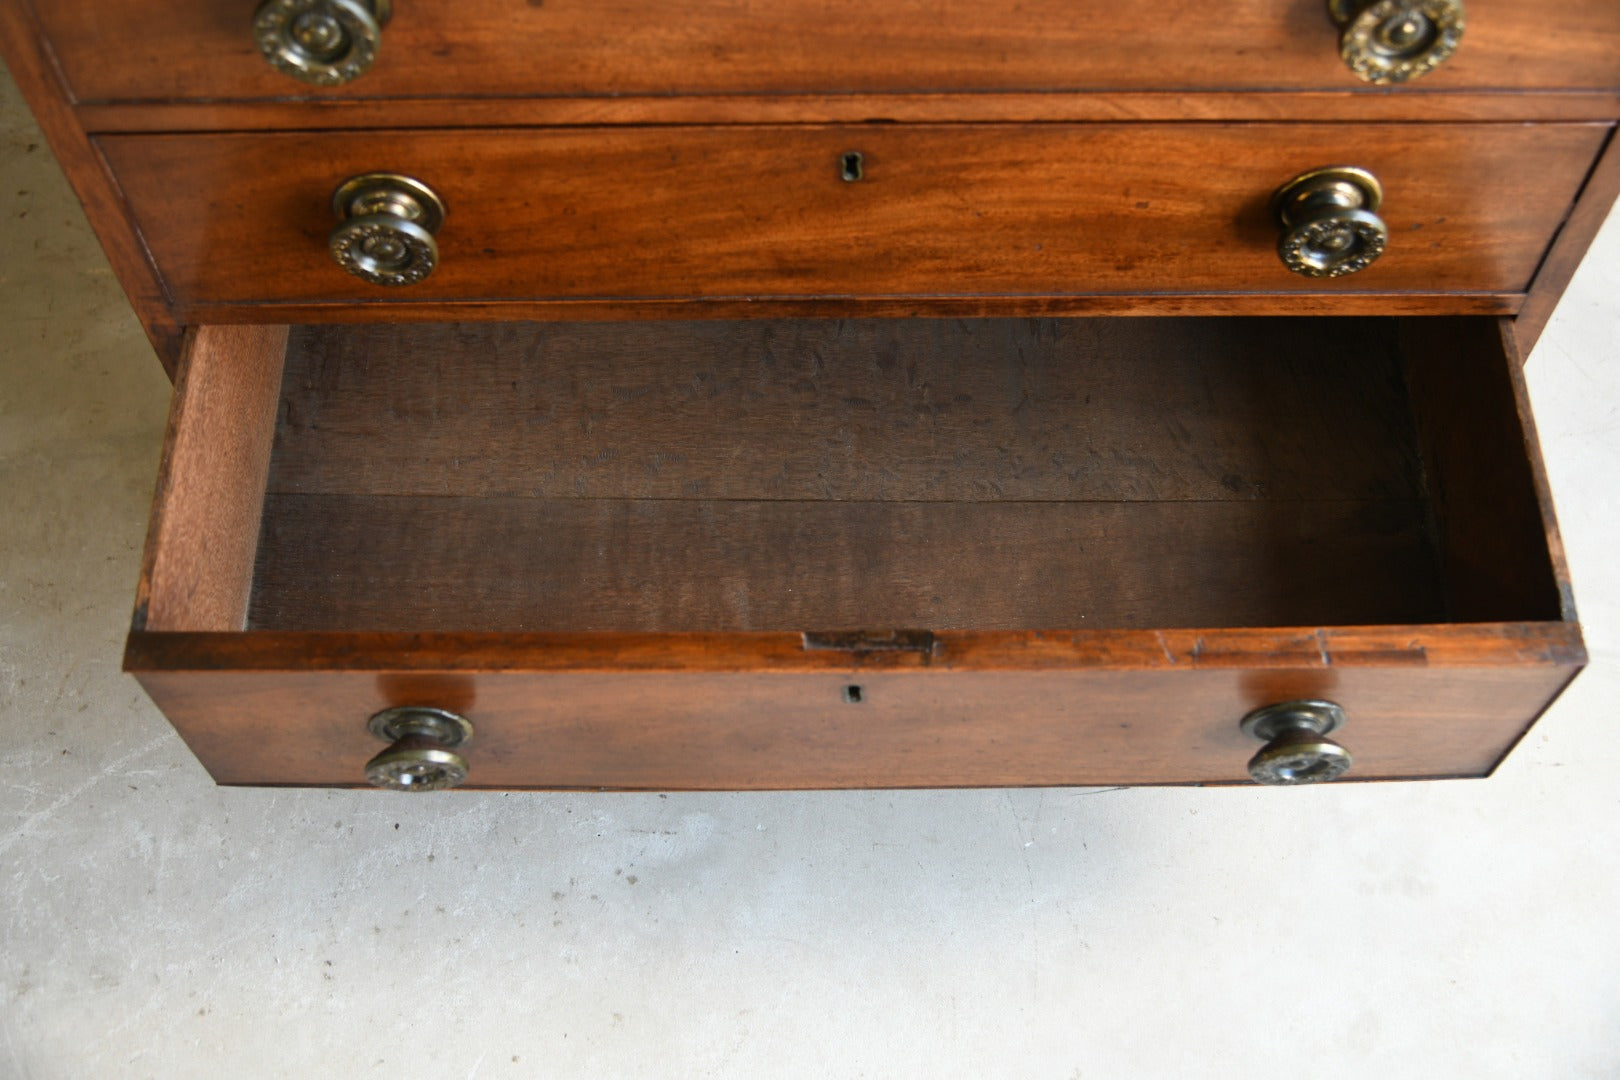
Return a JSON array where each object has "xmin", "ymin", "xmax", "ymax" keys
[
  {"xmin": 365, "ymin": 706, "xmax": 474, "ymax": 791},
  {"xmin": 1240, "ymin": 701, "xmax": 1352, "ymax": 785},
  {"xmin": 328, "ymin": 173, "xmax": 445, "ymax": 286},
  {"xmin": 253, "ymin": 0, "xmax": 392, "ymax": 86},
  {"xmin": 1270, "ymin": 166, "xmax": 1388, "ymax": 279},
  {"xmin": 1329, "ymin": 0, "xmax": 1465, "ymax": 84}
]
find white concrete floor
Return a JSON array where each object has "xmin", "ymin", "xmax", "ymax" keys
[{"xmin": 3, "ymin": 61, "xmax": 1619, "ymax": 1079}]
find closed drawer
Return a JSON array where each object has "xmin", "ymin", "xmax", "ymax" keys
[
  {"xmin": 125, "ymin": 315, "xmax": 1583, "ymax": 789},
  {"xmin": 37, "ymin": 0, "xmax": 1620, "ymax": 102},
  {"xmin": 98, "ymin": 123, "xmax": 1607, "ymax": 314}
]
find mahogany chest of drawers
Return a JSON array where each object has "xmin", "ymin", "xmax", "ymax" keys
[{"xmin": 4, "ymin": 0, "xmax": 1617, "ymax": 791}]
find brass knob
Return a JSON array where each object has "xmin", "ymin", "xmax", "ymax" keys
[
  {"xmin": 365, "ymin": 706, "xmax": 473, "ymax": 791},
  {"xmin": 1329, "ymin": 0, "xmax": 1464, "ymax": 84},
  {"xmin": 328, "ymin": 173, "xmax": 445, "ymax": 286},
  {"xmin": 253, "ymin": 0, "xmax": 391, "ymax": 86},
  {"xmin": 1240, "ymin": 701, "xmax": 1352, "ymax": 785},
  {"xmin": 1270, "ymin": 166, "xmax": 1387, "ymax": 279}
]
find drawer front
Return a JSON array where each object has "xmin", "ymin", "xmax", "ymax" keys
[
  {"xmin": 100, "ymin": 123, "xmax": 1606, "ymax": 310},
  {"xmin": 128, "ymin": 634, "xmax": 1580, "ymax": 789},
  {"xmin": 38, "ymin": 0, "xmax": 1620, "ymax": 102}
]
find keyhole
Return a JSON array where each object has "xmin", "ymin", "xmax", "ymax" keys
[
  {"xmin": 843, "ymin": 685, "xmax": 864, "ymax": 704},
  {"xmin": 840, "ymin": 152, "xmax": 864, "ymax": 182}
]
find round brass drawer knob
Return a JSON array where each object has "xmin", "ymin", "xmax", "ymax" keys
[
  {"xmin": 329, "ymin": 172, "xmax": 445, "ymax": 286},
  {"xmin": 1240, "ymin": 700, "xmax": 1352, "ymax": 785},
  {"xmin": 253, "ymin": 0, "xmax": 391, "ymax": 86},
  {"xmin": 1329, "ymin": 0, "xmax": 1464, "ymax": 84},
  {"xmin": 364, "ymin": 706, "xmax": 474, "ymax": 792},
  {"xmin": 1270, "ymin": 165, "xmax": 1387, "ymax": 279}
]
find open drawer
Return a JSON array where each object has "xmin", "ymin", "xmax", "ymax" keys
[{"xmin": 124, "ymin": 316, "xmax": 1584, "ymax": 790}]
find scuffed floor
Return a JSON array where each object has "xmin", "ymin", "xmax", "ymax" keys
[{"xmin": 3, "ymin": 61, "xmax": 1620, "ymax": 1079}]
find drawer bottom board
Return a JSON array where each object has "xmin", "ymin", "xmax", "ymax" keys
[{"xmin": 250, "ymin": 317, "xmax": 1458, "ymax": 634}]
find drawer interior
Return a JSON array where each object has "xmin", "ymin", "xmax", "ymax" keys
[{"xmin": 143, "ymin": 316, "xmax": 1561, "ymax": 636}]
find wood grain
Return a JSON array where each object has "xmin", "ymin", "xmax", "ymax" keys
[
  {"xmin": 247, "ymin": 316, "xmax": 1453, "ymax": 633},
  {"xmin": 36, "ymin": 0, "xmax": 1620, "ymax": 104},
  {"xmin": 71, "ymin": 91, "xmax": 1620, "ymax": 133},
  {"xmin": 1516, "ymin": 125, "xmax": 1620, "ymax": 356},
  {"xmin": 126, "ymin": 640, "xmax": 1581, "ymax": 788},
  {"xmin": 248, "ymin": 493, "xmax": 1443, "ymax": 632},
  {"xmin": 135, "ymin": 324, "xmax": 288, "ymax": 631},
  {"xmin": 97, "ymin": 123, "xmax": 1607, "ymax": 308},
  {"xmin": 267, "ymin": 318, "xmax": 1422, "ymax": 503},
  {"xmin": 1402, "ymin": 318, "xmax": 1570, "ymax": 623},
  {"xmin": 174, "ymin": 292, "xmax": 1526, "ymax": 325},
  {"xmin": 7, "ymin": 0, "xmax": 1605, "ymax": 791},
  {"xmin": 1402, "ymin": 318, "xmax": 1568, "ymax": 623},
  {"xmin": 125, "ymin": 620, "xmax": 1586, "ymax": 787},
  {"xmin": 123, "ymin": 622, "xmax": 1588, "ymax": 675},
  {"xmin": 114, "ymin": 307, "xmax": 1586, "ymax": 788}
]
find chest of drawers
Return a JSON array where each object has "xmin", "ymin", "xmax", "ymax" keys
[{"xmin": 4, "ymin": 0, "xmax": 1616, "ymax": 791}]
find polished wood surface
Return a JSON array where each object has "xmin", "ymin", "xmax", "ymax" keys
[
  {"xmin": 1517, "ymin": 128, "xmax": 1620, "ymax": 355},
  {"xmin": 6, "ymin": 0, "xmax": 1610, "ymax": 789},
  {"xmin": 6, "ymin": 0, "xmax": 1619, "ymax": 362},
  {"xmin": 135, "ymin": 325, "xmax": 287, "ymax": 631},
  {"xmin": 36, "ymin": 0, "xmax": 1620, "ymax": 104},
  {"xmin": 70, "ymin": 93, "xmax": 1620, "ymax": 134},
  {"xmin": 123, "ymin": 622, "xmax": 1589, "ymax": 674},
  {"xmin": 98, "ymin": 123, "xmax": 1606, "ymax": 310},
  {"xmin": 159, "ymin": 293, "xmax": 1531, "ymax": 325},
  {"xmin": 128, "ymin": 638, "xmax": 1581, "ymax": 788},
  {"xmin": 123, "ymin": 316, "xmax": 1584, "ymax": 787}
]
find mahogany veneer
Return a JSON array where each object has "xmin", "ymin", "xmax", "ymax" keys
[
  {"xmin": 97, "ymin": 123, "xmax": 1605, "ymax": 312},
  {"xmin": 36, "ymin": 0, "xmax": 1620, "ymax": 102}
]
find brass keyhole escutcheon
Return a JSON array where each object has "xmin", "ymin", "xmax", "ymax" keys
[
  {"xmin": 1270, "ymin": 165, "xmax": 1388, "ymax": 279},
  {"xmin": 253, "ymin": 0, "xmax": 392, "ymax": 86},
  {"xmin": 365, "ymin": 706, "xmax": 474, "ymax": 792},
  {"xmin": 1240, "ymin": 701, "xmax": 1352, "ymax": 786}
]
